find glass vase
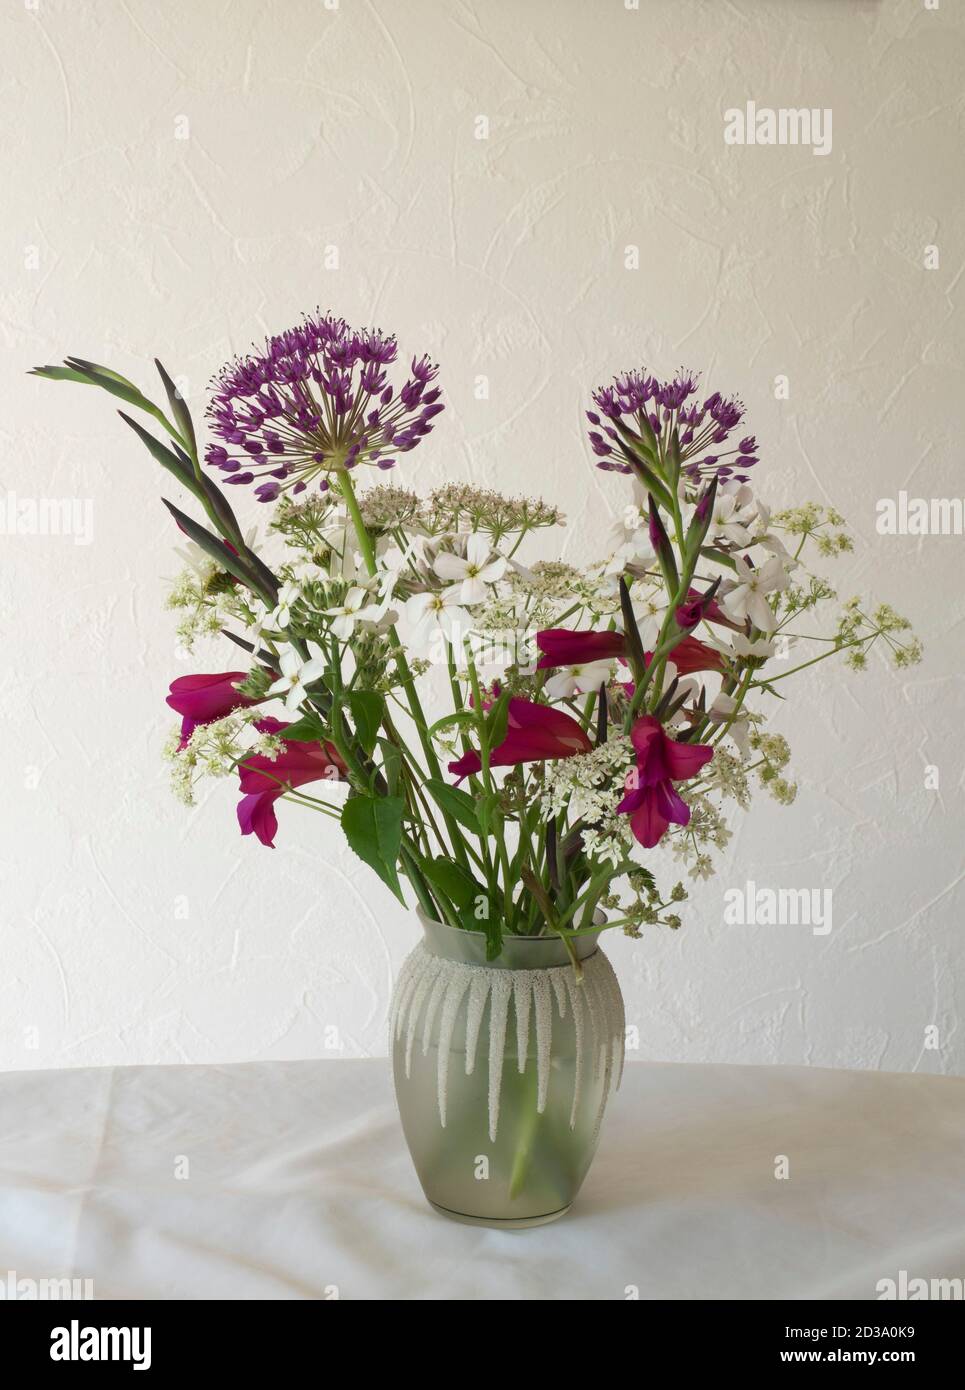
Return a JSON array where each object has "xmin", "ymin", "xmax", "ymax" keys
[{"xmin": 390, "ymin": 912, "xmax": 625, "ymax": 1228}]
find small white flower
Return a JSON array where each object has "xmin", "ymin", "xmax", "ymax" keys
[
  {"xmin": 267, "ymin": 648, "xmax": 328, "ymax": 715},
  {"xmin": 709, "ymin": 484, "xmax": 757, "ymax": 547},
  {"xmin": 705, "ymin": 631, "xmax": 777, "ymax": 661},
  {"xmin": 324, "ymin": 585, "xmax": 383, "ymax": 639},
  {"xmin": 709, "ymin": 692, "xmax": 752, "ymax": 757},
  {"xmin": 433, "ymin": 533, "xmax": 507, "ymax": 606},
  {"xmin": 544, "ymin": 659, "xmax": 615, "ymax": 700},
  {"xmin": 731, "ymin": 632, "xmax": 778, "ymax": 659},
  {"xmin": 755, "ymin": 531, "xmax": 798, "ymax": 566},
  {"xmin": 720, "ymin": 555, "xmax": 788, "ymax": 633},
  {"xmin": 599, "ymin": 504, "xmax": 656, "ymax": 580},
  {"xmin": 376, "ymin": 536, "xmax": 427, "ymax": 605},
  {"xmin": 405, "ymin": 588, "xmax": 472, "ymax": 652},
  {"xmin": 317, "ymin": 522, "xmax": 363, "ymax": 580},
  {"xmin": 270, "ymin": 580, "xmax": 301, "ymax": 630},
  {"xmin": 601, "ymin": 532, "xmax": 656, "ymax": 580},
  {"xmin": 746, "ymin": 499, "xmax": 799, "ymax": 567}
]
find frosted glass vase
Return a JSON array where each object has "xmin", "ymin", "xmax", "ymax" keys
[{"xmin": 391, "ymin": 912, "xmax": 625, "ymax": 1228}]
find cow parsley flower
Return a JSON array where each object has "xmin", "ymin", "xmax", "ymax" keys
[
  {"xmin": 540, "ymin": 736, "xmax": 637, "ymax": 868},
  {"xmin": 540, "ymin": 735, "xmax": 635, "ymax": 821},
  {"xmin": 424, "ymin": 484, "xmax": 564, "ymax": 539},
  {"xmin": 163, "ymin": 710, "xmax": 282, "ymax": 805}
]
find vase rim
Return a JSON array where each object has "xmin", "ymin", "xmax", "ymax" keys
[{"xmin": 416, "ymin": 909, "xmax": 599, "ymax": 970}]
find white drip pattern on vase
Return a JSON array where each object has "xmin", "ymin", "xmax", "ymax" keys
[{"xmin": 390, "ymin": 942, "xmax": 625, "ymax": 1142}]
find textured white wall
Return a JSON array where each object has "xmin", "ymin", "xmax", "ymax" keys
[{"xmin": 3, "ymin": 0, "xmax": 963, "ymax": 1074}]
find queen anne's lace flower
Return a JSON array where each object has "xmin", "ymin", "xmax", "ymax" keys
[{"xmin": 540, "ymin": 736, "xmax": 635, "ymax": 820}]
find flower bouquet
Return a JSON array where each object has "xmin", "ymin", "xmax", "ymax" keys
[{"xmin": 34, "ymin": 314, "xmax": 919, "ymax": 1226}]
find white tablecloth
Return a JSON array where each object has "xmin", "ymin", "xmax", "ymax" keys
[{"xmin": 1, "ymin": 1059, "xmax": 963, "ymax": 1300}]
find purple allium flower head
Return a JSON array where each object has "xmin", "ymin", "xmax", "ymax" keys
[
  {"xmin": 587, "ymin": 366, "xmax": 757, "ymax": 483},
  {"xmin": 205, "ymin": 312, "xmax": 443, "ymax": 500}
]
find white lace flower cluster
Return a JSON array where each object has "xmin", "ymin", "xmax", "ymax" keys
[
  {"xmin": 539, "ymin": 737, "xmax": 636, "ymax": 867},
  {"xmin": 163, "ymin": 711, "xmax": 283, "ymax": 806},
  {"xmin": 670, "ymin": 792, "xmax": 734, "ymax": 878}
]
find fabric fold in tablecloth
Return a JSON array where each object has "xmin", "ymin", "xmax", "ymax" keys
[{"xmin": 0, "ymin": 1058, "xmax": 963, "ymax": 1300}]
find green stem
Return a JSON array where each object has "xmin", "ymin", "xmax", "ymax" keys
[
  {"xmin": 465, "ymin": 650, "xmax": 515, "ymax": 927},
  {"xmin": 750, "ymin": 638, "xmax": 863, "ymax": 687},
  {"xmin": 335, "ymin": 468, "xmax": 474, "ymax": 879},
  {"xmin": 399, "ymin": 842, "xmax": 441, "ymax": 920},
  {"xmin": 508, "ymin": 1060, "xmax": 542, "ymax": 1200}
]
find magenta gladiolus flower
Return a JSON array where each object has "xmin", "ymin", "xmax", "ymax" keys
[
  {"xmin": 536, "ymin": 628, "xmax": 626, "ymax": 668},
  {"xmin": 618, "ymin": 636, "xmax": 724, "ymax": 701},
  {"xmin": 683, "ymin": 586, "xmax": 743, "ymax": 633},
  {"xmin": 448, "ymin": 698, "xmax": 592, "ymax": 780},
  {"xmin": 617, "ymin": 715, "xmax": 714, "ymax": 849},
  {"xmin": 166, "ymin": 671, "xmax": 255, "ymax": 749},
  {"xmin": 675, "ymin": 573, "xmax": 723, "ymax": 633},
  {"xmin": 237, "ymin": 719, "xmax": 347, "ymax": 848},
  {"xmin": 648, "ymin": 636, "xmax": 724, "ymax": 677}
]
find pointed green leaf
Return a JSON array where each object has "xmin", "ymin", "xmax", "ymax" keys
[
  {"xmin": 195, "ymin": 470, "xmax": 246, "ymax": 549},
  {"xmin": 424, "ymin": 778, "xmax": 481, "ymax": 835},
  {"xmin": 376, "ymin": 737, "xmax": 403, "ymax": 796},
  {"xmin": 421, "ymin": 857, "xmax": 483, "ymax": 910},
  {"xmin": 700, "ymin": 546, "xmax": 738, "ymax": 573},
  {"xmin": 595, "ymin": 683, "xmax": 608, "ymax": 744},
  {"xmin": 278, "ymin": 713, "xmax": 328, "ymax": 743},
  {"xmin": 613, "ymin": 416, "xmax": 659, "ymax": 467},
  {"xmin": 545, "ymin": 817, "xmax": 560, "ymax": 892},
  {"xmin": 475, "ymin": 789, "xmax": 502, "ymax": 838},
  {"xmin": 161, "ymin": 499, "xmax": 267, "ymax": 597},
  {"xmin": 341, "ymin": 794, "xmax": 405, "ymax": 902},
  {"xmin": 667, "ymin": 427, "xmax": 682, "ymax": 486},
  {"xmin": 155, "ymin": 358, "xmax": 198, "ymax": 459},
  {"xmin": 426, "ymin": 710, "xmax": 478, "ymax": 739},
  {"xmin": 62, "ymin": 357, "xmax": 165, "ymax": 416},
  {"xmin": 118, "ymin": 412, "xmax": 195, "ymax": 488},
  {"xmin": 220, "ymin": 628, "xmax": 278, "ymax": 668},
  {"xmin": 484, "ymin": 689, "xmax": 510, "ymax": 751},
  {"xmin": 619, "ymin": 576, "xmax": 646, "ymax": 681},
  {"xmin": 347, "ymin": 691, "xmax": 385, "ymax": 757},
  {"xmin": 30, "ymin": 365, "xmax": 101, "ymax": 385},
  {"xmin": 63, "ymin": 357, "xmax": 141, "ymax": 391}
]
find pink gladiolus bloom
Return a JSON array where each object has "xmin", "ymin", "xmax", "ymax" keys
[
  {"xmin": 617, "ymin": 637, "xmax": 724, "ymax": 697},
  {"xmin": 645, "ymin": 636, "xmax": 724, "ymax": 677},
  {"xmin": 448, "ymin": 698, "xmax": 592, "ymax": 779},
  {"xmin": 536, "ymin": 628, "xmax": 626, "ymax": 668},
  {"xmin": 166, "ymin": 671, "xmax": 255, "ymax": 749},
  {"xmin": 237, "ymin": 718, "xmax": 347, "ymax": 847},
  {"xmin": 617, "ymin": 715, "xmax": 714, "ymax": 849},
  {"xmin": 684, "ymin": 586, "xmax": 742, "ymax": 632}
]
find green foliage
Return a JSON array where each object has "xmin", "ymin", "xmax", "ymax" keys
[{"xmin": 341, "ymin": 794, "xmax": 405, "ymax": 903}]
